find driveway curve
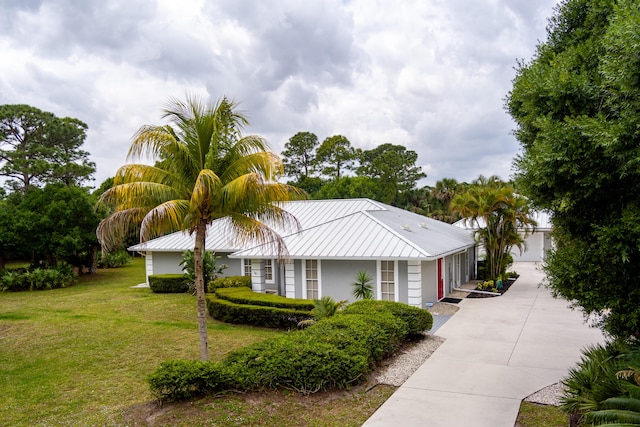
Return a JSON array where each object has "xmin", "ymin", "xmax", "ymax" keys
[{"xmin": 364, "ymin": 262, "xmax": 605, "ymax": 427}]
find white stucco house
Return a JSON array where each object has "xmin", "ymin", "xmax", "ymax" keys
[
  {"xmin": 129, "ymin": 198, "xmax": 477, "ymax": 308},
  {"xmin": 453, "ymin": 210, "xmax": 553, "ymax": 262}
]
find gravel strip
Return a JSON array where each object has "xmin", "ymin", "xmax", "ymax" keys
[
  {"xmin": 524, "ymin": 382, "xmax": 566, "ymax": 406},
  {"xmin": 374, "ymin": 334, "xmax": 446, "ymax": 386}
]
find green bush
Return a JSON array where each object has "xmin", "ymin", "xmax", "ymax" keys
[
  {"xmin": 206, "ymin": 295, "xmax": 312, "ymax": 329},
  {"xmin": 342, "ymin": 299, "xmax": 433, "ymax": 334},
  {"xmin": 148, "ymin": 274, "xmax": 189, "ymax": 293},
  {"xmin": 214, "ymin": 287, "xmax": 315, "ymax": 311},
  {"xmin": 207, "ymin": 275, "xmax": 251, "ymax": 292},
  {"xmin": 224, "ymin": 333, "xmax": 369, "ymax": 393},
  {"xmin": 307, "ymin": 312, "xmax": 406, "ymax": 361},
  {"xmin": 147, "ymin": 360, "xmax": 233, "ymax": 401},
  {"xmin": 97, "ymin": 250, "xmax": 132, "ymax": 268},
  {"xmin": 0, "ymin": 263, "xmax": 76, "ymax": 292}
]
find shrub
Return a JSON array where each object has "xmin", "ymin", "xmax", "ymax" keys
[
  {"xmin": 148, "ymin": 274, "xmax": 189, "ymax": 293},
  {"xmin": 224, "ymin": 333, "xmax": 369, "ymax": 393},
  {"xmin": 97, "ymin": 250, "xmax": 132, "ymax": 268},
  {"xmin": 206, "ymin": 295, "xmax": 312, "ymax": 329},
  {"xmin": 214, "ymin": 287, "xmax": 315, "ymax": 311},
  {"xmin": 148, "ymin": 360, "xmax": 233, "ymax": 401},
  {"xmin": 180, "ymin": 250, "xmax": 227, "ymax": 291},
  {"xmin": 342, "ymin": 299, "xmax": 433, "ymax": 335},
  {"xmin": 352, "ymin": 270, "xmax": 374, "ymax": 300},
  {"xmin": 207, "ymin": 275, "xmax": 251, "ymax": 292},
  {"xmin": 0, "ymin": 263, "xmax": 76, "ymax": 292}
]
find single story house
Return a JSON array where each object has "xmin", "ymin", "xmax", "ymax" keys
[
  {"xmin": 453, "ymin": 211, "xmax": 553, "ymax": 262},
  {"xmin": 129, "ymin": 198, "xmax": 477, "ymax": 308}
]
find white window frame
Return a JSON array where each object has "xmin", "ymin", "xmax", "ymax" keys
[
  {"xmin": 264, "ymin": 259, "xmax": 274, "ymax": 284},
  {"xmin": 377, "ymin": 260, "xmax": 399, "ymax": 302},
  {"xmin": 302, "ymin": 259, "xmax": 321, "ymax": 300},
  {"xmin": 242, "ymin": 259, "xmax": 251, "ymax": 277}
]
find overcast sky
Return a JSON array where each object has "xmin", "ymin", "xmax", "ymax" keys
[{"xmin": 0, "ymin": 0, "xmax": 559, "ymax": 188}]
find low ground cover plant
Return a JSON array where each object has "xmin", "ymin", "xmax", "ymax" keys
[
  {"xmin": 0, "ymin": 263, "xmax": 76, "ymax": 291},
  {"xmin": 149, "ymin": 299, "xmax": 433, "ymax": 401}
]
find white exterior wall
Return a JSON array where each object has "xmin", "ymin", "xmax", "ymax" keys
[{"xmin": 407, "ymin": 260, "xmax": 422, "ymax": 308}]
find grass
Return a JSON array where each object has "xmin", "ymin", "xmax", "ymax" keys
[
  {"xmin": 0, "ymin": 258, "xmax": 281, "ymax": 426},
  {"xmin": 1, "ymin": 258, "xmax": 568, "ymax": 426},
  {"xmin": 515, "ymin": 402, "xmax": 567, "ymax": 427}
]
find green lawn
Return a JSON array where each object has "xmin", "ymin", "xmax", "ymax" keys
[
  {"xmin": 0, "ymin": 258, "xmax": 281, "ymax": 426},
  {"xmin": 0, "ymin": 258, "xmax": 566, "ymax": 426}
]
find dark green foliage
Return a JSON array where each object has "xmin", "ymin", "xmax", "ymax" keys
[
  {"xmin": 224, "ymin": 333, "xmax": 369, "ymax": 393},
  {"xmin": 207, "ymin": 275, "xmax": 251, "ymax": 292},
  {"xmin": 352, "ymin": 270, "xmax": 374, "ymax": 300},
  {"xmin": 147, "ymin": 360, "xmax": 233, "ymax": 401},
  {"xmin": 151, "ymin": 298, "xmax": 429, "ymax": 401},
  {"xmin": 0, "ymin": 104, "xmax": 95, "ymax": 192},
  {"xmin": 97, "ymin": 250, "xmax": 131, "ymax": 268},
  {"xmin": 213, "ymin": 287, "xmax": 315, "ymax": 311},
  {"xmin": 148, "ymin": 274, "xmax": 190, "ymax": 293},
  {"xmin": 0, "ymin": 263, "xmax": 77, "ymax": 292},
  {"xmin": 180, "ymin": 250, "xmax": 226, "ymax": 290},
  {"xmin": 342, "ymin": 299, "xmax": 433, "ymax": 335},
  {"xmin": 507, "ymin": 0, "xmax": 640, "ymax": 338},
  {"xmin": 206, "ymin": 294, "xmax": 313, "ymax": 329}
]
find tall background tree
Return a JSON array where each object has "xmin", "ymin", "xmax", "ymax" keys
[
  {"xmin": 507, "ymin": 0, "xmax": 640, "ymax": 338},
  {"xmin": 97, "ymin": 95, "xmax": 304, "ymax": 360},
  {"xmin": 314, "ymin": 135, "xmax": 356, "ymax": 179},
  {"xmin": 357, "ymin": 143, "xmax": 426, "ymax": 205},
  {"xmin": 0, "ymin": 104, "xmax": 95, "ymax": 192},
  {"xmin": 282, "ymin": 131, "xmax": 318, "ymax": 181}
]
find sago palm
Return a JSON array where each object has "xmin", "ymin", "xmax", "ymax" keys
[{"xmin": 97, "ymin": 95, "xmax": 305, "ymax": 360}]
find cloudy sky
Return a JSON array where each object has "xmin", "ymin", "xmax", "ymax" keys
[{"xmin": 0, "ymin": 0, "xmax": 559, "ymax": 188}]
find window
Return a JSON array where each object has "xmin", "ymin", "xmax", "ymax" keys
[
  {"xmin": 264, "ymin": 259, "xmax": 273, "ymax": 283},
  {"xmin": 380, "ymin": 260, "xmax": 395, "ymax": 301},
  {"xmin": 305, "ymin": 260, "xmax": 319, "ymax": 300},
  {"xmin": 242, "ymin": 259, "xmax": 251, "ymax": 277}
]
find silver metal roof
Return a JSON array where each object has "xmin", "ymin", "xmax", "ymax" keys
[{"xmin": 130, "ymin": 198, "xmax": 475, "ymax": 260}]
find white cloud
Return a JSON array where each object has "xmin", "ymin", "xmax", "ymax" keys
[{"xmin": 0, "ymin": 0, "xmax": 559, "ymax": 188}]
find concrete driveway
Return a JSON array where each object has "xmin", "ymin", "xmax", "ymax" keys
[{"xmin": 364, "ymin": 262, "xmax": 605, "ymax": 427}]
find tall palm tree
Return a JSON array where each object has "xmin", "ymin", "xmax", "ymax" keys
[
  {"xmin": 451, "ymin": 179, "xmax": 536, "ymax": 280},
  {"xmin": 97, "ymin": 95, "xmax": 305, "ymax": 360}
]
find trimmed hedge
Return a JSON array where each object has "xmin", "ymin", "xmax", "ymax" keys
[
  {"xmin": 149, "ymin": 299, "xmax": 433, "ymax": 401},
  {"xmin": 342, "ymin": 299, "xmax": 433, "ymax": 334},
  {"xmin": 214, "ymin": 287, "xmax": 315, "ymax": 311},
  {"xmin": 206, "ymin": 294, "xmax": 312, "ymax": 329},
  {"xmin": 147, "ymin": 360, "xmax": 233, "ymax": 401},
  {"xmin": 224, "ymin": 333, "xmax": 369, "ymax": 393},
  {"xmin": 148, "ymin": 274, "xmax": 189, "ymax": 293},
  {"xmin": 207, "ymin": 275, "xmax": 251, "ymax": 292}
]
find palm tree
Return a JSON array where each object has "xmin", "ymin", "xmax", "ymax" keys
[
  {"xmin": 97, "ymin": 95, "xmax": 305, "ymax": 360},
  {"xmin": 451, "ymin": 178, "xmax": 536, "ymax": 280}
]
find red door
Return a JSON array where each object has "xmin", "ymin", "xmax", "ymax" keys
[{"xmin": 437, "ymin": 258, "xmax": 444, "ymax": 300}]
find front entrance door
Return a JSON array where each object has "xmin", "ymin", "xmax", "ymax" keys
[{"xmin": 437, "ymin": 258, "xmax": 444, "ymax": 300}]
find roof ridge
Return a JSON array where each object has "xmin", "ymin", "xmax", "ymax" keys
[{"xmin": 359, "ymin": 210, "xmax": 431, "ymax": 258}]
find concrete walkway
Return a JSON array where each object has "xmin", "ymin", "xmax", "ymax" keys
[{"xmin": 364, "ymin": 262, "xmax": 605, "ymax": 427}]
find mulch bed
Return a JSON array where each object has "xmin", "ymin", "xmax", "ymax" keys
[{"xmin": 466, "ymin": 276, "xmax": 519, "ymax": 298}]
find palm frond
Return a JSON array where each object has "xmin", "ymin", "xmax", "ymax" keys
[
  {"xmin": 139, "ymin": 200, "xmax": 191, "ymax": 242},
  {"xmin": 96, "ymin": 207, "xmax": 147, "ymax": 252}
]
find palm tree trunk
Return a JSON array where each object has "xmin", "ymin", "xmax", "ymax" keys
[{"xmin": 194, "ymin": 221, "xmax": 209, "ymax": 360}]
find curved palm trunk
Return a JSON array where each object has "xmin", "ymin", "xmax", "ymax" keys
[{"xmin": 194, "ymin": 221, "xmax": 209, "ymax": 360}]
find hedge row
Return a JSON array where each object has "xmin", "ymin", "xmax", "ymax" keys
[
  {"xmin": 206, "ymin": 294, "xmax": 313, "ymax": 329},
  {"xmin": 207, "ymin": 275, "xmax": 251, "ymax": 292},
  {"xmin": 148, "ymin": 274, "xmax": 189, "ymax": 293},
  {"xmin": 214, "ymin": 287, "xmax": 315, "ymax": 311},
  {"xmin": 148, "ymin": 300, "xmax": 434, "ymax": 401}
]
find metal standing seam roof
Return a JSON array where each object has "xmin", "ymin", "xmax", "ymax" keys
[{"xmin": 129, "ymin": 198, "xmax": 475, "ymax": 260}]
